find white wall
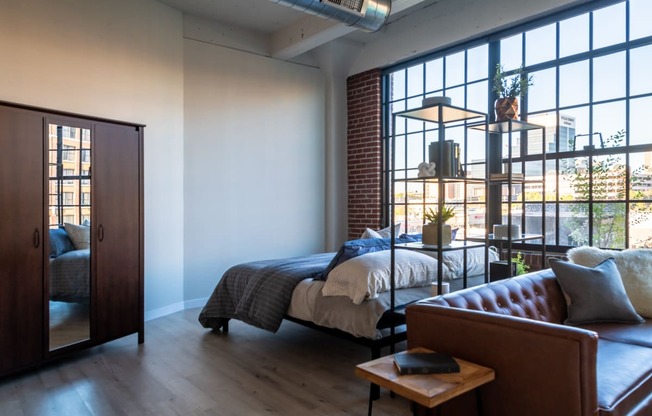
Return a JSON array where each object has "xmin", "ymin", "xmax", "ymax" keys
[
  {"xmin": 0, "ymin": 0, "xmax": 186, "ymax": 317},
  {"xmin": 182, "ymin": 34, "xmax": 326, "ymax": 302}
]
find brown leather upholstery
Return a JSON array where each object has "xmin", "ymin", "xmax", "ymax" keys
[
  {"xmin": 421, "ymin": 268, "xmax": 567, "ymax": 323},
  {"xmin": 406, "ymin": 268, "xmax": 652, "ymax": 416}
]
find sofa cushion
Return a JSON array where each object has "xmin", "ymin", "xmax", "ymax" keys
[
  {"xmin": 568, "ymin": 247, "xmax": 652, "ymax": 318},
  {"xmin": 581, "ymin": 320, "xmax": 652, "ymax": 348},
  {"xmin": 550, "ymin": 258, "xmax": 644, "ymax": 325},
  {"xmin": 596, "ymin": 339, "xmax": 652, "ymax": 415}
]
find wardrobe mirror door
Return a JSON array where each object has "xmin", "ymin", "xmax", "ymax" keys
[{"xmin": 47, "ymin": 123, "xmax": 91, "ymax": 351}]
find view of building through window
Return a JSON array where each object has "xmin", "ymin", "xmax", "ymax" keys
[
  {"xmin": 48, "ymin": 124, "xmax": 91, "ymax": 228},
  {"xmin": 383, "ymin": 0, "xmax": 652, "ymax": 250}
]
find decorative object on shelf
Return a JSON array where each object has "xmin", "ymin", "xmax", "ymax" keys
[
  {"xmin": 417, "ymin": 161, "xmax": 437, "ymax": 178},
  {"xmin": 422, "ymin": 206, "xmax": 455, "ymax": 246},
  {"xmin": 493, "ymin": 224, "xmax": 521, "ymax": 239},
  {"xmin": 422, "ymin": 96, "xmax": 452, "ymax": 107},
  {"xmin": 492, "ymin": 64, "xmax": 534, "ymax": 121},
  {"xmin": 428, "ymin": 140, "xmax": 461, "ymax": 177}
]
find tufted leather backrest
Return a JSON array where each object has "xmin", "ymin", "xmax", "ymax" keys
[{"xmin": 420, "ymin": 269, "xmax": 568, "ymax": 324}]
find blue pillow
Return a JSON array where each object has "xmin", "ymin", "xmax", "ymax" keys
[
  {"xmin": 49, "ymin": 228, "xmax": 75, "ymax": 258},
  {"xmin": 316, "ymin": 236, "xmax": 418, "ymax": 280}
]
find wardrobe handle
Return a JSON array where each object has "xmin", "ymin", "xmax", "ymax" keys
[
  {"xmin": 34, "ymin": 229, "xmax": 40, "ymax": 248},
  {"xmin": 98, "ymin": 225, "xmax": 104, "ymax": 242}
]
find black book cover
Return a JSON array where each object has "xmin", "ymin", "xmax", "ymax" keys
[{"xmin": 393, "ymin": 352, "xmax": 460, "ymax": 375}]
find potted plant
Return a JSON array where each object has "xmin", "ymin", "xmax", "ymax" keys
[
  {"xmin": 422, "ymin": 206, "xmax": 455, "ymax": 246},
  {"xmin": 492, "ymin": 64, "xmax": 534, "ymax": 121},
  {"xmin": 511, "ymin": 252, "xmax": 530, "ymax": 276}
]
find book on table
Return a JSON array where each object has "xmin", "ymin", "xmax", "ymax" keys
[{"xmin": 393, "ymin": 352, "xmax": 461, "ymax": 375}]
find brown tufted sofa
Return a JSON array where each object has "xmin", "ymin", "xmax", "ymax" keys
[{"xmin": 406, "ymin": 268, "xmax": 652, "ymax": 416}]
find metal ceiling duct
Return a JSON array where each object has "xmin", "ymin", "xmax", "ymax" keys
[{"xmin": 269, "ymin": 0, "xmax": 391, "ymax": 32}]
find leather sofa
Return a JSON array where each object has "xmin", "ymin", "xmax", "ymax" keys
[{"xmin": 406, "ymin": 268, "xmax": 652, "ymax": 416}]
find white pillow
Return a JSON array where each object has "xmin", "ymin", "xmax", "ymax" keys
[
  {"xmin": 433, "ymin": 247, "xmax": 500, "ymax": 278},
  {"xmin": 360, "ymin": 223, "xmax": 401, "ymax": 239},
  {"xmin": 567, "ymin": 246, "xmax": 652, "ymax": 318},
  {"xmin": 64, "ymin": 223, "xmax": 90, "ymax": 250},
  {"xmin": 321, "ymin": 249, "xmax": 451, "ymax": 305}
]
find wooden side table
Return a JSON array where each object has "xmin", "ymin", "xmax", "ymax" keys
[{"xmin": 355, "ymin": 347, "xmax": 495, "ymax": 416}]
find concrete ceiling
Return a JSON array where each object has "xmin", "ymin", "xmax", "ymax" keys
[{"xmin": 156, "ymin": 0, "xmax": 439, "ymax": 60}]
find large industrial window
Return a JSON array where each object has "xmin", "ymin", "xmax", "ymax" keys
[{"xmin": 382, "ymin": 0, "xmax": 652, "ymax": 251}]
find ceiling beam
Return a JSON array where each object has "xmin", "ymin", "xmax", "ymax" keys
[{"xmin": 269, "ymin": 0, "xmax": 428, "ymax": 60}]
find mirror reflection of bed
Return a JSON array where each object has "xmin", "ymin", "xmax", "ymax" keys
[{"xmin": 47, "ymin": 122, "xmax": 92, "ymax": 351}]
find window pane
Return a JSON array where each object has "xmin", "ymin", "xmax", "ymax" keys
[
  {"xmin": 631, "ymin": 152, "xmax": 652, "ymax": 200},
  {"xmin": 630, "ymin": 96, "xmax": 652, "ymax": 146},
  {"xmin": 467, "ymin": 80, "xmax": 487, "ymax": 113},
  {"xmin": 560, "ymin": 156, "xmax": 588, "ymax": 201},
  {"xmin": 560, "ymin": 13, "xmax": 589, "ymax": 58},
  {"xmin": 559, "ymin": 60, "xmax": 589, "ymax": 107},
  {"xmin": 524, "ymin": 204, "xmax": 543, "ymax": 238},
  {"xmin": 445, "ymin": 52, "xmax": 465, "ymax": 87},
  {"xmin": 560, "ymin": 106, "xmax": 589, "ymax": 146},
  {"xmin": 593, "ymin": 52, "xmax": 625, "ymax": 102},
  {"xmin": 500, "ymin": 34, "xmax": 523, "ymax": 71},
  {"xmin": 544, "ymin": 204, "xmax": 557, "ymax": 245},
  {"xmin": 467, "ymin": 45, "xmax": 488, "ymax": 82},
  {"xmin": 593, "ymin": 101, "xmax": 626, "ymax": 146},
  {"xmin": 630, "ymin": 45, "xmax": 652, "ymax": 96},
  {"xmin": 390, "ymin": 69, "xmax": 406, "ymax": 100},
  {"xmin": 524, "ymin": 160, "xmax": 543, "ymax": 180},
  {"xmin": 526, "ymin": 23, "xmax": 556, "ymax": 66},
  {"xmin": 560, "ymin": 202, "xmax": 588, "ymax": 245},
  {"xmin": 593, "ymin": 3, "xmax": 626, "ymax": 49},
  {"xmin": 527, "ymin": 68, "xmax": 556, "ymax": 112},
  {"xmin": 593, "ymin": 202, "xmax": 626, "ymax": 248},
  {"xmin": 467, "ymin": 128, "xmax": 486, "ymax": 164},
  {"xmin": 630, "ymin": 202, "xmax": 652, "ymax": 248},
  {"xmin": 592, "ymin": 153, "xmax": 627, "ymax": 201},
  {"xmin": 394, "ymin": 135, "xmax": 406, "ymax": 170},
  {"xmin": 446, "ymin": 86, "xmax": 465, "ymax": 108},
  {"xmin": 407, "ymin": 65, "xmax": 424, "ymax": 97},
  {"xmin": 391, "ymin": 102, "xmax": 406, "ymax": 135},
  {"xmin": 528, "ymin": 113, "xmax": 560, "ymax": 154},
  {"xmin": 407, "ymin": 133, "xmax": 426, "ymax": 171},
  {"xmin": 630, "ymin": 0, "xmax": 652, "ymax": 40},
  {"xmin": 425, "ymin": 58, "xmax": 443, "ymax": 93}
]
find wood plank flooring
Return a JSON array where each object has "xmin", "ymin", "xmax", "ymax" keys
[{"xmin": 0, "ymin": 308, "xmax": 413, "ymax": 416}]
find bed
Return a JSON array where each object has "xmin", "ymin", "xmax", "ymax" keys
[
  {"xmin": 198, "ymin": 235, "xmax": 498, "ymax": 357},
  {"xmin": 49, "ymin": 227, "xmax": 91, "ymax": 303}
]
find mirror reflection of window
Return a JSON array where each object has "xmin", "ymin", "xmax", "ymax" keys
[{"xmin": 47, "ymin": 123, "xmax": 91, "ymax": 351}]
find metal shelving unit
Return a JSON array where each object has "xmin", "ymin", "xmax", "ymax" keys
[
  {"xmin": 469, "ymin": 119, "xmax": 547, "ymax": 279},
  {"xmin": 389, "ymin": 103, "xmax": 489, "ymax": 309}
]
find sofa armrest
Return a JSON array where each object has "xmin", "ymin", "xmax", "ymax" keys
[{"xmin": 407, "ymin": 303, "xmax": 599, "ymax": 416}]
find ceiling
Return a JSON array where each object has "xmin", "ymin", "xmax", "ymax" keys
[
  {"xmin": 156, "ymin": 0, "xmax": 441, "ymax": 60},
  {"xmin": 157, "ymin": 0, "xmax": 305, "ymax": 34}
]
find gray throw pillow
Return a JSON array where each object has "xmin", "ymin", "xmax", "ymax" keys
[{"xmin": 550, "ymin": 258, "xmax": 644, "ymax": 325}]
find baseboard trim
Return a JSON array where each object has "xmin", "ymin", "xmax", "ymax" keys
[{"xmin": 144, "ymin": 297, "xmax": 209, "ymax": 322}]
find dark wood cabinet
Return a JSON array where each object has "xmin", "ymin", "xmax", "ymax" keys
[
  {"xmin": 0, "ymin": 102, "xmax": 144, "ymax": 377},
  {"xmin": 0, "ymin": 106, "xmax": 45, "ymax": 375},
  {"xmin": 93, "ymin": 122, "xmax": 143, "ymax": 343}
]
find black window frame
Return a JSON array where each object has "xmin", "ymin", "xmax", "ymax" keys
[{"xmin": 381, "ymin": 0, "xmax": 652, "ymax": 252}]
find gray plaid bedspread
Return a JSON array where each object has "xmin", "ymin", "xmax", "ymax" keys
[
  {"xmin": 50, "ymin": 248, "xmax": 90, "ymax": 303},
  {"xmin": 198, "ymin": 253, "xmax": 334, "ymax": 332}
]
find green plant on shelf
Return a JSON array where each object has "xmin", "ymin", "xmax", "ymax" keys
[
  {"xmin": 424, "ymin": 206, "xmax": 455, "ymax": 224},
  {"xmin": 511, "ymin": 252, "xmax": 530, "ymax": 276}
]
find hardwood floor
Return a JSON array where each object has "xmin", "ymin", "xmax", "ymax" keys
[{"xmin": 0, "ymin": 308, "xmax": 413, "ymax": 415}]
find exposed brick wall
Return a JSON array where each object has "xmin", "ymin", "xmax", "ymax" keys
[{"xmin": 347, "ymin": 69, "xmax": 382, "ymax": 240}]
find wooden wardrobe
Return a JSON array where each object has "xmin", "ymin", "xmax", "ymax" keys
[{"xmin": 0, "ymin": 101, "xmax": 144, "ymax": 377}]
